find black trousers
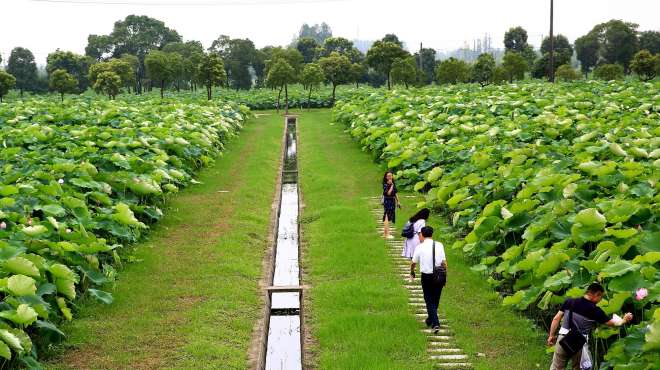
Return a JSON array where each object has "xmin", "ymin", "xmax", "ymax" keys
[{"xmin": 421, "ymin": 272, "xmax": 446, "ymax": 328}]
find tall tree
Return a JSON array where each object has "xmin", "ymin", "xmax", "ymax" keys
[
  {"xmin": 6, "ymin": 47, "xmax": 37, "ymax": 96},
  {"xmin": 266, "ymin": 58, "xmax": 296, "ymax": 113},
  {"xmin": 501, "ymin": 51, "xmax": 527, "ymax": 82},
  {"xmin": 350, "ymin": 62, "xmax": 366, "ymax": 87},
  {"xmin": 85, "ymin": 34, "xmax": 114, "ymax": 61},
  {"xmin": 435, "ymin": 57, "xmax": 471, "ymax": 84},
  {"xmin": 49, "ymin": 69, "xmax": 78, "ymax": 102},
  {"xmin": 382, "ymin": 34, "xmax": 404, "ymax": 47},
  {"xmin": 297, "ymin": 22, "xmax": 332, "ymax": 44},
  {"xmin": 630, "ymin": 50, "xmax": 657, "ymax": 81},
  {"xmin": 588, "ymin": 19, "xmax": 639, "ymax": 72},
  {"xmin": 366, "ymin": 40, "xmax": 409, "ymax": 89},
  {"xmin": 414, "ymin": 48, "xmax": 437, "ymax": 85},
  {"xmin": 46, "ymin": 50, "xmax": 92, "ymax": 92},
  {"xmin": 163, "ymin": 41, "xmax": 205, "ymax": 90},
  {"xmin": 86, "ymin": 15, "xmax": 182, "ymax": 93},
  {"xmin": 93, "ymin": 71, "xmax": 122, "ymax": 99},
  {"xmin": 296, "ymin": 37, "xmax": 320, "ymax": 63},
  {"xmin": 196, "ymin": 53, "xmax": 226, "ymax": 100},
  {"xmin": 472, "ymin": 53, "xmax": 496, "ymax": 86},
  {"xmin": 533, "ymin": 35, "xmax": 573, "ymax": 79},
  {"xmin": 575, "ymin": 34, "xmax": 599, "ymax": 77},
  {"xmin": 89, "ymin": 59, "xmax": 134, "ymax": 94},
  {"xmin": 0, "ymin": 70, "xmax": 16, "ymax": 103},
  {"xmin": 300, "ymin": 63, "xmax": 324, "ymax": 108},
  {"xmin": 318, "ymin": 52, "xmax": 351, "ymax": 102},
  {"xmin": 224, "ymin": 39, "xmax": 259, "ymax": 90},
  {"xmin": 638, "ymin": 30, "xmax": 660, "ymax": 55},
  {"xmin": 120, "ymin": 54, "xmax": 140, "ymax": 92},
  {"xmin": 504, "ymin": 26, "xmax": 529, "ymax": 53},
  {"xmin": 390, "ymin": 56, "xmax": 417, "ymax": 88},
  {"xmin": 144, "ymin": 50, "xmax": 173, "ymax": 98},
  {"xmin": 321, "ymin": 37, "xmax": 355, "ymax": 58}
]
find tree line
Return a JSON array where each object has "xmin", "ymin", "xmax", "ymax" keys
[{"xmin": 0, "ymin": 17, "xmax": 658, "ymax": 104}]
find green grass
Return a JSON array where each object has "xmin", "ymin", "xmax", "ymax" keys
[
  {"xmin": 299, "ymin": 110, "xmax": 433, "ymax": 370},
  {"xmin": 299, "ymin": 109, "xmax": 551, "ymax": 369},
  {"xmin": 46, "ymin": 112, "xmax": 283, "ymax": 370}
]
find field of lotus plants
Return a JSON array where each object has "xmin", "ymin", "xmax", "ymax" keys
[
  {"xmin": 334, "ymin": 80, "xmax": 659, "ymax": 367},
  {"xmin": 0, "ymin": 96, "xmax": 247, "ymax": 366}
]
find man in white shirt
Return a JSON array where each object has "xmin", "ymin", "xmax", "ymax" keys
[{"xmin": 410, "ymin": 226, "xmax": 447, "ymax": 333}]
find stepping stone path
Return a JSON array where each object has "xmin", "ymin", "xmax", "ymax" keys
[{"xmin": 368, "ymin": 196, "xmax": 473, "ymax": 369}]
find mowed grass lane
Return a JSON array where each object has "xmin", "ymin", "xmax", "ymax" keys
[
  {"xmin": 298, "ymin": 110, "xmax": 433, "ymax": 370},
  {"xmin": 299, "ymin": 109, "xmax": 550, "ymax": 370},
  {"xmin": 47, "ymin": 113, "xmax": 283, "ymax": 369}
]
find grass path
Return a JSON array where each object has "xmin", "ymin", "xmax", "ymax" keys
[
  {"xmin": 47, "ymin": 113, "xmax": 283, "ymax": 370},
  {"xmin": 298, "ymin": 109, "xmax": 550, "ymax": 369}
]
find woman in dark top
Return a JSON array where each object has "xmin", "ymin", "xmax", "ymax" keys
[{"xmin": 382, "ymin": 171, "xmax": 400, "ymax": 239}]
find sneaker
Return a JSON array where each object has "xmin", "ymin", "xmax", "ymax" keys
[
  {"xmin": 433, "ymin": 325, "xmax": 440, "ymax": 334},
  {"xmin": 425, "ymin": 318, "xmax": 431, "ymax": 327}
]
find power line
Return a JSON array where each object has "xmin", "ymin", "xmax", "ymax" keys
[{"xmin": 29, "ymin": 0, "xmax": 347, "ymax": 6}]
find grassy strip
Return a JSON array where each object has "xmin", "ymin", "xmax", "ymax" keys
[
  {"xmin": 47, "ymin": 112, "xmax": 283, "ymax": 369},
  {"xmin": 298, "ymin": 110, "xmax": 433, "ymax": 370},
  {"xmin": 300, "ymin": 109, "xmax": 550, "ymax": 369}
]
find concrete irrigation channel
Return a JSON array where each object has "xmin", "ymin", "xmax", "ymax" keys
[{"xmin": 257, "ymin": 115, "xmax": 305, "ymax": 370}]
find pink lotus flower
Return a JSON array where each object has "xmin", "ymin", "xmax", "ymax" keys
[
  {"xmin": 0, "ymin": 221, "xmax": 6, "ymax": 229},
  {"xmin": 635, "ymin": 288, "xmax": 648, "ymax": 301}
]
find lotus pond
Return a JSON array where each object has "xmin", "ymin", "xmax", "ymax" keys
[{"xmin": 334, "ymin": 80, "xmax": 660, "ymax": 368}]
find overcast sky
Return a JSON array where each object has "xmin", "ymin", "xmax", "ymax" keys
[{"xmin": 2, "ymin": 0, "xmax": 658, "ymax": 66}]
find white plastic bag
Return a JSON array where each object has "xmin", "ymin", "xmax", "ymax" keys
[{"xmin": 580, "ymin": 343, "xmax": 592, "ymax": 370}]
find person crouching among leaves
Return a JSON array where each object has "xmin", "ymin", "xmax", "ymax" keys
[{"xmin": 547, "ymin": 283, "xmax": 633, "ymax": 370}]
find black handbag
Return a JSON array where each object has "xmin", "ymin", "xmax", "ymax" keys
[
  {"xmin": 432, "ymin": 242, "xmax": 446, "ymax": 286},
  {"xmin": 559, "ymin": 300, "xmax": 587, "ymax": 356}
]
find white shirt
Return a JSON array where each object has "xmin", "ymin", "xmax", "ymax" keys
[{"xmin": 412, "ymin": 238, "xmax": 446, "ymax": 274}]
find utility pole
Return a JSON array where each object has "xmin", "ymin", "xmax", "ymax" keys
[{"xmin": 549, "ymin": 0, "xmax": 555, "ymax": 82}]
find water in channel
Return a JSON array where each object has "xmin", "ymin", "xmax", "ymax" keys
[{"xmin": 265, "ymin": 117, "xmax": 302, "ymax": 370}]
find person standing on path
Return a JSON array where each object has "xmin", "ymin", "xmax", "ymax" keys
[
  {"xmin": 382, "ymin": 171, "xmax": 400, "ymax": 239},
  {"xmin": 547, "ymin": 283, "xmax": 633, "ymax": 370},
  {"xmin": 410, "ymin": 226, "xmax": 447, "ymax": 333},
  {"xmin": 401, "ymin": 208, "xmax": 430, "ymax": 259}
]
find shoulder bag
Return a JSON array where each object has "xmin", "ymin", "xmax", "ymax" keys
[
  {"xmin": 559, "ymin": 300, "xmax": 587, "ymax": 357},
  {"xmin": 432, "ymin": 241, "xmax": 446, "ymax": 286}
]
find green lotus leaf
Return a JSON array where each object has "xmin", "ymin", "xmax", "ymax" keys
[
  {"xmin": 633, "ymin": 252, "xmax": 660, "ymax": 265},
  {"xmin": 0, "ymin": 341, "xmax": 10, "ymax": 360},
  {"xmin": 112, "ymin": 203, "xmax": 146, "ymax": 228},
  {"xmin": 48, "ymin": 264, "xmax": 76, "ymax": 281},
  {"xmin": 0, "ymin": 329, "xmax": 23, "ymax": 353},
  {"xmin": 543, "ymin": 270, "xmax": 572, "ymax": 292},
  {"xmin": 599, "ymin": 292, "xmax": 631, "ymax": 315},
  {"xmin": 4, "ymin": 257, "xmax": 40, "ymax": 278},
  {"xmin": 20, "ymin": 225, "xmax": 48, "ymax": 236},
  {"xmin": 7, "ymin": 275, "xmax": 37, "ymax": 296},
  {"xmin": 427, "ymin": 167, "xmax": 443, "ymax": 182},
  {"xmin": 599, "ymin": 260, "xmax": 638, "ymax": 279},
  {"xmin": 55, "ymin": 279, "xmax": 76, "ymax": 300},
  {"xmin": 88, "ymin": 289, "xmax": 114, "ymax": 305}
]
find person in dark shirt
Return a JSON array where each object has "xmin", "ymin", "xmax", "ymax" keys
[
  {"xmin": 547, "ymin": 283, "xmax": 633, "ymax": 370},
  {"xmin": 381, "ymin": 171, "xmax": 400, "ymax": 239}
]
